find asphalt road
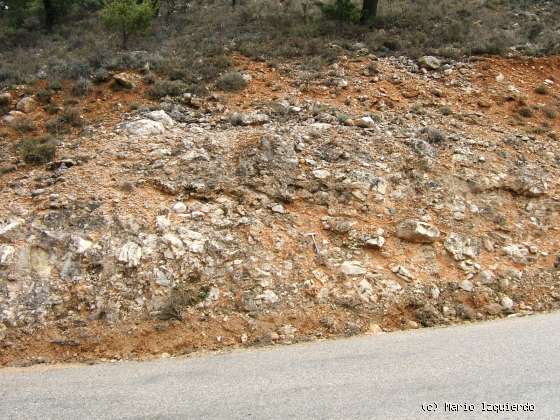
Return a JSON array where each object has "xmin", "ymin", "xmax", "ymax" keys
[{"xmin": 1, "ymin": 313, "xmax": 559, "ymax": 419}]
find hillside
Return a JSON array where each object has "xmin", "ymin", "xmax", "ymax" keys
[{"xmin": 1, "ymin": 0, "xmax": 560, "ymax": 366}]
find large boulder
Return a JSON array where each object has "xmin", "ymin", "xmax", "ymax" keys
[
  {"xmin": 16, "ymin": 97, "xmax": 37, "ymax": 113},
  {"xmin": 396, "ymin": 219, "xmax": 440, "ymax": 243}
]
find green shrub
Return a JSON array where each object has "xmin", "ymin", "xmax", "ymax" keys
[
  {"xmin": 18, "ymin": 136, "xmax": 57, "ymax": 164},
  {"xmin": 320, "ymin": 0, "xmax": 360, "ymax": 23},
  {"xmin": 93, "ymin": 68, "xmax": 111, "ymax": 84},
  {"xmin": 48, "ymin": 80, "xmax": 63, "ymax": 91},
  {"xmin": 216, "ymin": 72, "xmax": 247, "ymax": 92},
  {"xmin": 101, "ymin": 0, "xmax": 155, "ymax": 49},
  {"xmin": 535, "ymin": 84, "xmax": 549, "ymax": 95},
  {"xmin": 148, "ymin": 79, "xmax": 188, "ymax": 98},
  {"xmin": 36, "ymin": 89, "xmax": 53, "ymax": 104}
]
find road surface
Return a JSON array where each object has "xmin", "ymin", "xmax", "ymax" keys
[{"xmin": 1, "ymin": 313, "xmax": 559, "ymax": 419}]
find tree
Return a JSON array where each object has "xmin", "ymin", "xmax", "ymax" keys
[
  {"xmin": 101, "ymin": 0, "xmax": 155, "ymax": 49},
  {"xmin": 360, "ymin": 0, "xmax": 378, "ymax": 23},
  {"xmin": 1, "ymin": 0, "xmax": 33, "ymax": 26},
  {"xmin": 43, "ymin": 0, "xmax": 56, "ymax": 31}
]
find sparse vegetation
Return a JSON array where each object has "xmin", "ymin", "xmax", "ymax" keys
[{"xmin": 0, "ymin": 0, "xmax": 559, "ymax": 93}]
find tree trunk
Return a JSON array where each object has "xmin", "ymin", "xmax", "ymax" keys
[
  {"xmin": 122, "ymin": 30, "xmax": 129, "ymax": 50},
  {"xmin": 360, "ymin": 0, "xmax": 378, "ymax": 24},
  {"xmin": 43, "ymin": 0, "xmax": 55, "ymax": 31},
  {"xmin": 232, "ymin": 0, "xmax": 236, "ymax": 7}
]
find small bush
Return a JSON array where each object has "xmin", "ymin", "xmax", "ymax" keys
[
  {"xmin": 46, "ymin": 118, "xmax": 66, "ymax": 134},
  {"xmin": 14, "ymin": 118, "xmax": 36, "ymax": 133},
  {"xmin": 518, "ymin": 106, "xmax": 534, "ymax": 118},
  {"xmin": 48, "ymin": 80, "xmax": 63, "ymax": 91},
  {"xmin": 93, "ymin": 68, "xmax": 111, "ymax": 84},
  {"xmin": 411, "ymin": 103, "xmax": 426, "ymax": 115},
  {"xmin": 337, "ymin": 114, "xmax": 351, "ymax": 124},
  {"xmin": 216, "ymin": 72, "xmax": 247, "ymax": 92},
  {"xmin": 544, "ymin": 107, "xmax": 558, "ymax": 119},
  {"xmin": 148, "ymin": 80, "xmax": 188, "ymax": 98},
  {"xmin": 71, "ymin": 78, "xmax": 92, "ymax": 97},
  {"xmin": 535, "ymin": 84, "xmax": 549, "ymax": 95},
  {"xmin": 129, "ymin": 101, "xmax": 141, "ymax": 111},
  {"xmin": 36, "ymin": 89, "xmax": 53, "ymax": 104},
  {"xmin": 59, "ymin": 107, "xmax": 83, "ymax": 127},
  {"xmin": 421, "ymin": 127, "xmax": 446, "ymax": 143},
  {"xmin": 45, "ymin": 104, "xmax": 60, "ymax": 115},
  {"xmin": 18, "ymin": 136, "xmax": 57, "ymax": 164}
]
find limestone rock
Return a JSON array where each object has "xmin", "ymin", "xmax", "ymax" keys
[
  {"xmin": 125, "ymin": 119, "xmax": 165, "ymax": 136},
  {"xmin": 444, "ymin": 233, "xmax": 481, "ymax": 261},
  {"xmin": 340, "ymin": 261, "xmax": 367, "ymax": 276},
  {"xmin": 230, "ymin": 112, "xmax": 270, "ymax": 126},
  {"xmin": 503, "ymin": 244, "xmax": 529, "ymax": 264},
  {"xmin": 396, "ymin": 219, "xmax": 440, "ymax": 243},
  {"xmin": 113, "ymin": 72, "xmax": 137, "ymax": 89},
  {"xmin": 419, "ymin": 56, "xmax": 442, "ymax": 70},
  {"xmin": 146, "ymin": 110, "xmax": 174, "ymax": 129},
  {"xmin": 16, "ymin": 97, "xmax": 37, "ymax": 113},
  {"xmin": 0, "ymin": 245, "xmax": 15, "ymax": 267},
  {"xmin": 354, "ymin": 116, "xmax": 375, "ymax": 128},
  {"xmin": 118, "ymin": 242, "xmax": 142, "ymax": 267}
]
